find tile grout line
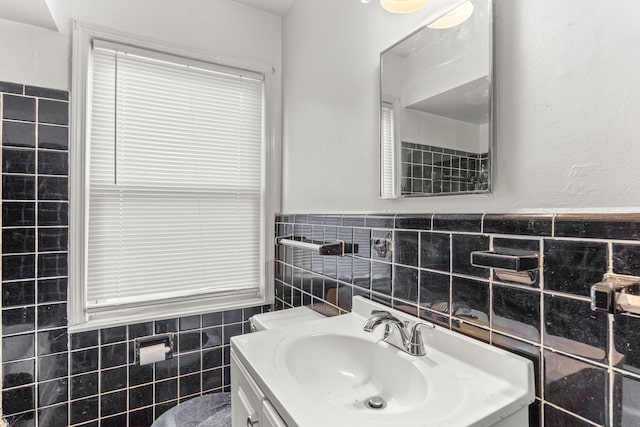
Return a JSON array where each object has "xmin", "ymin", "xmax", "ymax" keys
[
  {"xmin": 126, "ymin": 327, "xmax": 131, "ymax": 426},
  {"xmin": 539, "ymin": 236, "xmax": 545, "ymax": 425},
  {"xmin": 34, "ymin": 93, "xmax": 41, "ymax": 427},
  {"xmin": 448, "ymin": 232, "xmax": 453, "ymax": 330},
  {"xmin": 607, "ymin": 240, "xmax": 614, "ymax": 427},
  {"xmin": 488, "ymin": 233, "xmax": 493, "ymax": 346},
  {"xmin": 1, "ymin": 90, "xmax": 5, "ymax": 387}
]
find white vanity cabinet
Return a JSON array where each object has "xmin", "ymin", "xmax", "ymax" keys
[
  {"xmin": 261, "ymin": 401, "xmax": 287, "ymax": 427},
  {"xmin": 231, "ymin": 351, "xmax": 287, "ymax": 427},
  {"xmin": 230, "ymin": 297, "xmax": 534, "ymax": 427}
]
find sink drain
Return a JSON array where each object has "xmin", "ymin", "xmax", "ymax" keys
[{"xmin": 364, "ymin": 396, "xmax": 387, "ymax": 410}]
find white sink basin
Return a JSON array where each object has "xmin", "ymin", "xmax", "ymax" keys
[
  {"xmin": 231, "ymin": 297, "xmax": 534, "ymax": 427},
  {"xmin": 282, "ymin": 333, "xmax": 430, "ymax": 411}
]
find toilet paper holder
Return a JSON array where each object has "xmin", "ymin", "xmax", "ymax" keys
[{"xmin": 135, "ymin": 333, "xmax": 175, "ymax": 365}]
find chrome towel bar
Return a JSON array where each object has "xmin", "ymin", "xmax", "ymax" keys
[
  {"xmin": 470, "ymin": 251, "xmax": 539, "ymax": 272},
  {"xmin": 591, "ymin": 273, "xmax": 640, "ymax": 314},
  {"xmin": 276, "ymin": 236, "xmax": 357, "ymax": 256}
]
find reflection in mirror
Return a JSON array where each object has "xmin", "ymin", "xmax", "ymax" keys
[{"xmin": 380, "ymin": 0, "xmax": 493, "ymax": 198}]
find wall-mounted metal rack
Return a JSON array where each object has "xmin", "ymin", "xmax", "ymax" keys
[{"xmin": 471, "ymin": 249, "xmax": 540, "ymax": 285}]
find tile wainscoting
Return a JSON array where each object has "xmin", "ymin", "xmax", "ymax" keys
[
  {"xmin": 4, "ymin": 79, "xmax": 639, "ymax": 427},
  {"xmin": 274, "ymin": 213, "xmax": 640, "ymax": 427},
  {"xmin": 0, "ymin": 82, "xmax": 267, "ymax": 427},
  {"xmin": 401, "ymin": 142, "xmax": 489, "ymax": 196}
]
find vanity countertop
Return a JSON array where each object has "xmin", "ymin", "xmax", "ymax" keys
[{"xmin": 231, "ymin": 297, "xmax": 534, "ymax": 427}]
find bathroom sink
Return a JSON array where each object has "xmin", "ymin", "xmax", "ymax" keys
[
  {"xmin": 231, "ymin": 297, "xmax": 534, "ymax": 427},
  {"xmin": 281, "ymin": 333, "xmax": 431, "ymax": 411}
]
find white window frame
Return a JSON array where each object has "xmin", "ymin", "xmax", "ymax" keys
[
  {"xmin": 380, "ymin": 101, "xmax": 395, "ymax": 199},
  {"xmin": 69, "ymin": 21, "xmax": 280, "ymax": 331},
  {"xmin": 380, "ymin": 98, "xmax": 401, "ymax": 199}
]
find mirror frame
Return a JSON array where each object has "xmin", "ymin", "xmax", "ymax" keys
[{"xmin": 379, "ymin": 0, "xmax": 495, "ymax": 199}]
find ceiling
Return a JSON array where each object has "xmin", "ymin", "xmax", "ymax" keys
[
  {"xmin": 0, "ymin": 0, "xmax": 295, "ymax": 32},
  {"xmin": 0, "ymin": 0, "xmax": 57, "ymax": 30},
  {"xmin": 230, "ymin": 0, "xmax": 295, "ymax": 16},
  {"xmin": 408, "ymin": 77, "xmax": 490, "ymax": 125}
]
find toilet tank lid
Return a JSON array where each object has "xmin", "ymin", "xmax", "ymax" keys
[{"xmin": 250, "ymin": 306, "xmax": 325, "ymax": 331}]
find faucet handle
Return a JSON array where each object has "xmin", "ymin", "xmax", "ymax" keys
[
  {"xmin": 408, "ymin": 322, "xmax": 436, "ymax": 356},
  {"xmin": 412, "ymin": 321, "xmax": 436, "ymax": 331}
]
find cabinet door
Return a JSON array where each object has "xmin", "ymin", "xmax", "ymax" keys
[
  {"xmin": 262, "ymin": 400, "xmax": 287, "ymax": 427},
  {"xmin": 234, "ymin": 386, "xmax": 260, "ymax": 427},
  {"xmin": 231, "ymin": 351, "xmax": 265, "ymax": 427}
]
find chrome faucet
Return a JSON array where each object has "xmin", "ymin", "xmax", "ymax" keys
[{"xmin": 363, "ymin": 310, "xmax": 435, "ymax": 356}]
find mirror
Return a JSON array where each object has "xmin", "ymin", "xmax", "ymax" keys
[{"xmin": 380, "ymin": 0, "xmax": 493, "ymax": 198}]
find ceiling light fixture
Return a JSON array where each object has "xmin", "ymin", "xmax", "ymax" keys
[
  {"xmin": 427, "ymin": 1, "xmax": 474, "ymax": 29},
  {"xmin": 379, "ymin": 0, "xmax": 428, "ymax": 14}
]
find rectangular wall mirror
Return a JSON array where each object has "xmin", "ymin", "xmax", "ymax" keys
[{"xmin": 380, "ymin": 0, "xmax": 494, "ymax": 198}]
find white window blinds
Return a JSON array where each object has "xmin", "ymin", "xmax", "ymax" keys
[
  {"xmin": 381, "ymin": 103, "xmax": 395, "ymax": 198},
  {"xmin": 87, "ymin": 41, "xmax": 264, "ymax": 309}
]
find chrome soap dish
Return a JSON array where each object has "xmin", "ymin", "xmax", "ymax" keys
[{"xmin": 471, "ymin": 249, "xmax": 539, "ymax": 285}]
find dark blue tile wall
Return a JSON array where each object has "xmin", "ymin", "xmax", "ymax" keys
[
  {"xmin": 1, "ymin": 82, "xmax": 267, "ymax": 426},
  {"xmin": 400, "ymin": 142, "xmax": 489, "ymax": 196},
  {"xmin": 275, "ymin": 212, "xmax": 640, "ymax": 427}
]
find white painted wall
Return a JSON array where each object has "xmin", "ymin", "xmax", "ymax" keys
[
  {"xmin": 0, "ymin": 0, "xmax": 281, "ymax": 91},
  {"xmin": 281, "ymin": 0, "xmax": 640, "ymax": 213},
  {"xmin": 0, "ymin": 0, "xmax": 57, "ymax": 30},
  {"xmin": 0, "ymin": 18, "xmax": 66, "ymax": 89}
]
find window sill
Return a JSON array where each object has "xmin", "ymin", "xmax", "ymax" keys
[{"xmin": 68, "ymin": 292, "xmax": 272, "ymax": 333}]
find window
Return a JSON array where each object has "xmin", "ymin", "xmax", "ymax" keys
[
  {"xmin": 70, "ymin": 23, "xmax": 277, "ymax": 329},
  {"xmin": 380, "ymin": 102, "xmax": 396, "ymax": 198}
]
